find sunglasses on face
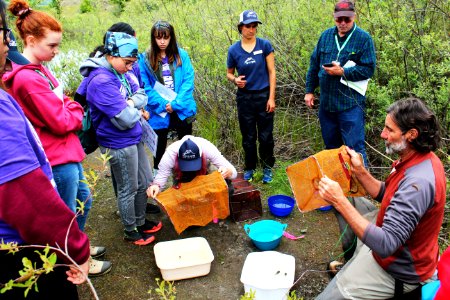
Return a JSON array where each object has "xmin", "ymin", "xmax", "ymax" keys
[
  {"xmin": 335, "ymin": 17, "xmax": 352, "ymax": 23},
  {"xmin": 244, "ymin": 24, "xmax": 258, "ymax": 29},
  {"xmin": 0, "ymin": 27, "xmax": 11, "ymax": 43}
]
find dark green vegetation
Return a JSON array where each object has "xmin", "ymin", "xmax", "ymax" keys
[{"xmin": 17, "ymin": 0, "xmax": 450, "ymax": 298}]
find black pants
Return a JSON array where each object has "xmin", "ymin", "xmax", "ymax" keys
[
  {"xmin": 0, "ymin": 248, "xmax": 78, "ymax": 300},
  {"xmin": 154, "ymin": 112, "xmax": 193, "ymax": 169},
  {"xmin": 236, "ymin": 89, "xmax": 275, "ymax": 170}
]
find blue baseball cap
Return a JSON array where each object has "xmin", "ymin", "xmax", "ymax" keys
[
  {"xmin": 178, "ymin": 139, "xmax": 202, "ymax": 172},
  {"xmin": 239, "ymin": 10, "xmax": 262, "ymax": 25},
  {"xmin": 104, "ymin": 31, "xmax": 138, "ymax": 58},
  {"xmin": 7, "ymin": 31, "xmax": 29, "ymax": 65}
]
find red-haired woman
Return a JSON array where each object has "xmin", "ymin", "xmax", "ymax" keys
[{"xmin": 3, "ymin": 0, "xmax": 111, "ymax": 276}]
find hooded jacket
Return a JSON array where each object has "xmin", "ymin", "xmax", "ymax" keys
[
  {"xmin": 2, "ymin": 63, "xmax": 85, "ymax": 167},
  {"xmin": 0, "ymin": 90, "xmax": 89, "ymax": 264},
  {"xmin": 138, "ymin": 48, "xmax": 196, "ymax": 130},
  {"xmin": 78, "ymin": 57, "xmax": 148, "ymax": 149}
]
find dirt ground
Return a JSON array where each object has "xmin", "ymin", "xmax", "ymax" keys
[{"xmin": 78, "ymin": 152, "xmax": 341, "ymax": 300}]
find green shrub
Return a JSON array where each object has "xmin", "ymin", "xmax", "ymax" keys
[
  {"xmin": 79, "ymin": 0, "xmax": 94, "ymax": 14},
  {"xmin": 46, "ymin": 50, "xmax": 89, "ymax": 97}
]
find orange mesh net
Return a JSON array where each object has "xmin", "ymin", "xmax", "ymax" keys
[
  {"xmin": 286, "ymin": 146, "xmax": 366, "ymax": 212},
  {"xmin": 156, "ymin": 171, "xmax": 230, "ymax": 234}
]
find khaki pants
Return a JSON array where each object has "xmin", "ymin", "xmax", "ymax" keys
[{"xmin": 316, "ymin": 210, "xmax": 419, "ymax": 299}]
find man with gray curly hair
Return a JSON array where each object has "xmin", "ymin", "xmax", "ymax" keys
[{"xmin": 317, "ymin": 97, "xmax": 446, "ymax": 299}]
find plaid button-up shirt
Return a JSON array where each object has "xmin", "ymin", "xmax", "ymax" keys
[{"xmin": 305, "ymin": 24, "xmax": 376, "ymax": 112}]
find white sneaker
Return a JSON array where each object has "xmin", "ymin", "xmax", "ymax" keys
[
  {"xmin": 89, "ymin": 257, "xmax": 112, "ymax": 277},
  {"xmin": 90, "ymin": 246, "xmax": 106, "ymax": 258}
]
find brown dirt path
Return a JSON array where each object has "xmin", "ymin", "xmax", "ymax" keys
[{"xmin": 78, "ymin": 152, "xmax": 341, "ymax": 300}]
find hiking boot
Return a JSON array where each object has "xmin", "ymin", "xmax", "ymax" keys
[
  {"xmin": 262, "ymin": 168, "xmax": 273, "ymax": 184},
  {"xmin": 124, "ymin": 229, "xmax": 155, "ymax": 246},
  {"xmin": 146, "ymin": 203, "xmax": 161, "ymax": 214},
  {"xmin": 137, "ymin": 219, "xmax": 162, "ymax": 234},
  {"xmin": 243, "ymin": 169, "xmax": 255, "ymax": 181},
  {"xmin": 90, "ymin": 246, "xmax": 106, "ymax": 259},
  {"xmin": 89, "ymin": 257, "xmax": 112, "ymax": 277}
]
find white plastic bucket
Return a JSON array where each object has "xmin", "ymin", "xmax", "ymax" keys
[{"xmin": 240, "ymin": 251, "xmax": 295, "ymax": 300}]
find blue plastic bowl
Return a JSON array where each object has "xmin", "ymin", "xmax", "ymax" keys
[
  {"xmin": 317, "ymin": 205, "xmax": 333, "ymax": 212},
  {"xmin": 244, "ymin": 220, "xmax": 287, "ymax": 250},
  {"xmin": 268, "ymin": 195, "xmax": 295, "ymax": 217}
]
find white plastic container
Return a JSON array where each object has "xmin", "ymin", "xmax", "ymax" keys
[
  {"xmin": 154, "ymin": 237, "xmax": 214, "ymax": 281},
  {"xmin": 240, "ymin": 251, "xmax": 295, "ymax": 300}
]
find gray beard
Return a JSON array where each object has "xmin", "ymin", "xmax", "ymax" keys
[{"xmin": 385, "ymin": 137, "xmax": 407, "ymax": 155}]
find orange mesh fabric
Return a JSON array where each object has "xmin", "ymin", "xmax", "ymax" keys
[
  {"xmin": 286, "ymin": 146, "xmax": 366, "ymax": 212},
  {"xmin": 156, "ymin": 171, "xmax": 230, "ymax": 234}
]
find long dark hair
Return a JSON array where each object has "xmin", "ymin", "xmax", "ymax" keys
[
  {"xmin": 387, "ymin": 97, "xmax": 441, "ymax": 153},
  {"xmin": 90, "ymin": 22, "xmax": 135, "ymax": 57},
  {"xmin": 147, "ymin": 20, "xmax": 181, "ymax": 71}
]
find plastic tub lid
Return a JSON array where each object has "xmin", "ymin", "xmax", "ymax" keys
[
  {"xmin": 154, "ymin": 237, "xmax": 214, "ymax": 269},
  {"xmin": 240, "ymin": 251, "xmax": 295, "ymax": 289}
]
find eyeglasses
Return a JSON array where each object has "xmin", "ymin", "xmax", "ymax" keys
[
  {"xmin": 335, "ymin": 17, "xmax": 352, "ymax": 23},
  {"xmin": 244, "ymin": 24, "xmax": 258, "ymax": 29},
  {"xmin": 0, "ymin": 27, "xmax": 11, "ymax": 43},
  {"xmin": 121, "ymin": 58, "xmax": 136, "ymax": 67}
]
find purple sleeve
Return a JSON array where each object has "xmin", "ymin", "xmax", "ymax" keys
[
  {"xmin": 0, "ymin": 167, "xmax": 90, "ymax": 265},
  {"xmin": 89, "ymin": 75, "xmax": 127, "ymax": 118},
  {"xmin": 0, "ymin": 92, "xmax": 44, "ymax": 184},
  {"xmin": 362, "ymin": 173, "xmax": 435, "ymax": 258}
]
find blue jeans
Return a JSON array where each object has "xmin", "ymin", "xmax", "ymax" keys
[
  {"xmin": 318, "ymin": 105, "xmax": 368, "ymax": 166},
  {"xmin": 52, "ymin": 162, "xmax": 93, "ymax": 232},
  {"xmin": 101, "ymin": 142, "xmax": 152, "ymax": 231}
]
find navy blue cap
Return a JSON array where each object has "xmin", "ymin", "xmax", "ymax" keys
[
  {"xmin": 7, "ymin": 32, "xmax": 29, "ymax": 65},
  {"xmin": 239, "ymin": 10, "xmax": 262, "ymax": 25},
  {"xmin": 178, "ymin": 139, "xmax": 202, "ymax": 172}
]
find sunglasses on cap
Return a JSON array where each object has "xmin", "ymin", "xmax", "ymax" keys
[{"xmin": 335, "ymin": 17, "xmax": 352, "ymax": 23}]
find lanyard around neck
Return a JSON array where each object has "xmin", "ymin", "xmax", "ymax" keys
[
  {"xmin": 334, "ymin": 24, "xmax": 357, "ymax": 61},
  {"xmin": 112, "ymin": 69, "xmax": 132, "ymax": 97}
]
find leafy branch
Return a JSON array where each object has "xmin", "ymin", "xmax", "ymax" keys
[{"xmin": 0, "ymin": 151, "xmax": 111, "ymax": 299}]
